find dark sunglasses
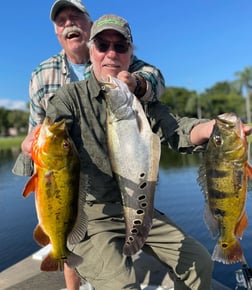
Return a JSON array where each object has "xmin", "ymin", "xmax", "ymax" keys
[{"xmin": 93, "ymin": 38, "xmax": 130, "ymax": 54}]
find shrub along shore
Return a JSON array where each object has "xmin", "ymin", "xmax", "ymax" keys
[{"xmin": 1, "ymin": 126, "xmax": 252, "ymax": 150}]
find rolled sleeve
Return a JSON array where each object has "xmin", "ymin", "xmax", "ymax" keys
[
  {"xmin": 129, "ymin": 56, "xmax": 165, "ymax": 102},
  {"xmin": 146, "ymin": 101, "xmax": 209, "ymax": 153},
  {"xmin": 175, "ymin": 117, "xmax": 209, "ymax": 153},
  {"xmin": 12, "ymin": 152, "xmax": 34, "ymax": 176}
]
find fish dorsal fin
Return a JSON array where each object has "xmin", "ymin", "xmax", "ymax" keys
[{"xmin": 67, "ymin": 173, "xmax": 89, "ymax": 244}]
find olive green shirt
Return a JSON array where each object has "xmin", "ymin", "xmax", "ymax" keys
[{"xmin": 43, "ymin": 72, "xmax": 207, "ymax": 202}]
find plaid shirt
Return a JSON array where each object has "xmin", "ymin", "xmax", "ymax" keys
[{"xmin": 28, "ymin": 50, "xmax": 165, "ymax": 131}]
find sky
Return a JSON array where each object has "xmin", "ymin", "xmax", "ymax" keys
[{"xmin": 1, "ymin": 0, "xmax": 252, "ymax": 111}]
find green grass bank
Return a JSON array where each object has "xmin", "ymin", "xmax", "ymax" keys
[
  {"xmin": 0, "ymin": 136, "xmax": 23, "ymax": 150},
  {"xmin": 1, "ymin": 125, "xmax": 252, "ymax": 150}
]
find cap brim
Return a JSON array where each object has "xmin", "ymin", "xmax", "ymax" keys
[{"xmin": 50, "ymin": 1, "xmax": 76, "ymax": 21}]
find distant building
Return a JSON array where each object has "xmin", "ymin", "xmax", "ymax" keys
[{"xmin": 8, "ymin": 128, "xmax": 18, "ymax": 136}]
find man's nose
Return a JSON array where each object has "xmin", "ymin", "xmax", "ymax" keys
[{"xmin": 64, "ymin": 18, "xmax": 75, "ymax": 27}]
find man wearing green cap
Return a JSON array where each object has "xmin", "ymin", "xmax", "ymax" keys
[{"xmin": 21, "ymin": 13, "xmax": 215, "ymax": 290}]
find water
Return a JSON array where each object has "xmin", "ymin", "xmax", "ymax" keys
[
  {"xmin": 0, "ymin": 149, "xmax": 40, "ymax": 271},
  {"xmin": 1, "ymin": 148, "xmax": 252, "ymax": 288}
]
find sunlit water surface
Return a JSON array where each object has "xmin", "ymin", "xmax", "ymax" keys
[{"xmin": 1, "ymin": 148, "xmax": 252, "ymax": 288}]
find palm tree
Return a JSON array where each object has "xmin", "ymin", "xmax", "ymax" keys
[{"xmin": 235, "ymin": 66, "xmax": 252, "ymax": 123}]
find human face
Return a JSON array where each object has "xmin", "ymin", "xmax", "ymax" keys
[
  {"xmin": 89, "ymin": 30, "xmax": 133, "ymax": 81},
  {"xmin": 54, "ymin": 6, "xmax": 92, "ymax": 63}
]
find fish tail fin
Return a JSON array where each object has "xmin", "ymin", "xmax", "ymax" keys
[
  {"xmin": 40, "ymin": 253, "xmax": 64, "ymax": 272},
  {"xmin": 40, "ymin": 251, "xmax": 83, "ymax": 272},
  {"xmin": 212, "ymin": 239, "xmax": 243, "ymax": 264}
]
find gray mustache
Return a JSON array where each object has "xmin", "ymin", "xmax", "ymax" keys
[{"xmin": 62, "ymin": 26, "xmax": 83, "ymax": 39}]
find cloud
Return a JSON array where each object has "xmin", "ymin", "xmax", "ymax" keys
[{"xmin": 0, "ymin": 99, "xmax": 28, "ymax": 111}]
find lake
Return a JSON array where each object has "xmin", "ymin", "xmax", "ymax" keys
[{"xmin": 1, "ymin": 147, "xmax": 252, "ymax": 289}]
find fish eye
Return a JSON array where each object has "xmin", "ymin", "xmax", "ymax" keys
[
  {"xmin": 213, "ymin": 135, "xmax": 222, "ymax": 146},
  {"xmin": 62, "ymin": 140, "xmax": 71, "ymax": 150}
]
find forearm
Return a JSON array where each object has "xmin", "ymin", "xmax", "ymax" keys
[
  {"xmin": 135, "ymin": 68, "xmax": 165, "ymax": 102},
  {"xmin": 189, "ymin": 118, "xmax": 252, "ymax": 145},
  {"xmin": 129, "ymin": 56, "xmax": 165, "ymax": 102},
  {"xmin": 28, "ymin": 78, "xmax": 47, "ymax": 131}
]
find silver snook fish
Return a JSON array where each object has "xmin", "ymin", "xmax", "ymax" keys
[{"xmin": 101, "ymin": 76, "xmax": 161, "ymax": 256}]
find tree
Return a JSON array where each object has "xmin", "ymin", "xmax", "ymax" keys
[
  {"xmin": 0, "ymin": 107, "xmax": 9, "ymax": 135},
  {"xmin": 199, "ymin": 81, "xmax": 244, "ymax": 118},
  {"xmin": 0, "ymin": 107, "xmax": 28, "ymax": 135},
  {"xmin": 160, "ymin": 87, "xmax": 196, "ymax": 116},
  {"xmin": 235, "ymin": 66, "xmax": 252, "ymax": 123},
  {"xmin": 7, "ymin": 110, "xmax": 29, "ymax": 133}
]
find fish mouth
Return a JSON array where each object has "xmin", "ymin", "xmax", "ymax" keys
[
  {"xmin": 217, "ymin": 113, "xmax": 244, "ymax": 138},
  {"xmin": 217, "ymin": 113, "xmax": 238, "ymax": 126},
  {"xmin": 43, "ymin": 117, "xmax": 66, "ymax": 135}
]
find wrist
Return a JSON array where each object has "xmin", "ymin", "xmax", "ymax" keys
[{"xmin": 133, "ymin": 74, "xmax": 146, "ymax": 98}]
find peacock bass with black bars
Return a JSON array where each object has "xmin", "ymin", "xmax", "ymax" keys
[{"xmin": 198, "ymin": 112, "xmax": 252, "ymax": 264}]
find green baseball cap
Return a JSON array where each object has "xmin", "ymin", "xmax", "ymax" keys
[{"xmin": 90, "ymin": 14, "xmax": 133, "ymax": 43}]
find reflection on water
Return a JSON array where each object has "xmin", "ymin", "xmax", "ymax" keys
[
  {"xmin": 1, "ymin": 148, "xmax": 252, "ymax": 288},
  {"xmin": 0, "ymin": 149, "xmax": 39, "ymax": 272},
  {"xmin": 160, "ymin": 145, "xmax": 202, "ymax": 169}
]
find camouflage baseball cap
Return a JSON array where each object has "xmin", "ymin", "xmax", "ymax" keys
[
  {"xmin": 90, "ymin": 14, "xmax": 133, "ymax": 43},
  {"xmin": 50, "ymin": 0, "xmax": 90, "ymax": 21}
]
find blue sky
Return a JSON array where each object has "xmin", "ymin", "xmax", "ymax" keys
[{"xmin": 1, "ymin": 0, "xmax": 252, "ymax": 110}]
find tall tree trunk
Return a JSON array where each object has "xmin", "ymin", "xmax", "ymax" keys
[{"xmin": 245, "ymin": 86, "xmax": 251, "ymax": 124}]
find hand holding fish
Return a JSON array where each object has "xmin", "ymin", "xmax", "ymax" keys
[
  {"xmin": 244, "ymin": 124, "xmax": 252, "ymax": 136},
  {"xmin": 190, "ymin": 119, "xmax": 252, "ymax": 145},
  {"xmin": 117, "ymin": 71, "xmax": 136, "ymax": 93},
  {"xmin": 117, "ymin": 70, "xmax": 145, "ymax": 97},
  {"xmin": 21, "ymin": 127, "xmax": 38, "ymax": 157}
]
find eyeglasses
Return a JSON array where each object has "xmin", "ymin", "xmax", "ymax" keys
[{"xmin": 93, "ymin": 38, "xmax": 130, "ymax": 54}]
